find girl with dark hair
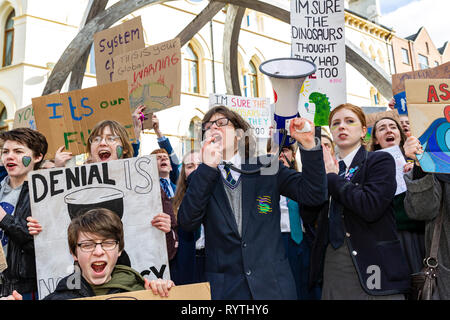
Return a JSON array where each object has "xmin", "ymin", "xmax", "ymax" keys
[
  {"xmin": 0, "ymin": 128, "xmax": 48, "ymax": 299},
  {"xmin": 370, "ymin": 116, "xmax": 425, "ymax": 281}
]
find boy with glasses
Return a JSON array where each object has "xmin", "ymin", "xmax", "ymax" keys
[{"xmin": 43, "ymin": 208, "xmax": 174, "ymax": 299}]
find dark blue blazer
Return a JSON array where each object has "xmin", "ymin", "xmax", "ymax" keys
[
  {"xmin": 302, "ymin": 146, "xmax": 411, "ymax": 295},
  {"xmin": 178, "ymin": 148, "xmax": 327, "ymax": 300}
]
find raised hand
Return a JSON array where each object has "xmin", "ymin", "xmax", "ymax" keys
[
  {"xmin": 403, "ymin": 132, "xmax": 423, "ymax": 162},
  {"xmin": 54, "ymin": 145, "xmax": 73, "ymax": 167},
  {"xmin": 201, "ymin": 134, "xmax": 223, "ymax": 168},
  {"xmin": 289, "ymin": 118, "xmax": 315, "ymax": 150}
]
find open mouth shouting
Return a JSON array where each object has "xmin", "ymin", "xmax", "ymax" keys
[
  {"xmin": 98, "ymin": 150, "xmax": 112, "ymax": 161},
  {"xmin": 91, "ymin": 261, "xmax": 107, "ymax": 274},
  {"xmin": 5, "ymin": 162, "xmax": 18, "ymax": 170},
  {"xmin": 385, "ymin": 135, "xmax": 395, "ymax": 143}
]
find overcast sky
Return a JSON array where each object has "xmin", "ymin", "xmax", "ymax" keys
[{"xmin": 379, "ymin": 0, "xmax": 449, "ymax": 48}]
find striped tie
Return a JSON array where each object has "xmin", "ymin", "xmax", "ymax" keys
[
  {"xmin": 223, "ymin": 166, "xmax": 237, "ymax": 186},
  {"xmin": 160, "ymin": 178, "xmax": 173, "ymax": 198}
]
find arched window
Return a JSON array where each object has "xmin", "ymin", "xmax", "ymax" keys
[
  {"xmin": 183, "ymin": 44, "xmax": 199, "ymax": 94},
  {"xmin": 248, "ymin": 61, "xmax": 259, "ymax": 97},
  {"xmin": 0, "ymin": 103, "xmax": 8, "ymax": 132},
  {"xmin": 184, "ymin": 116, "xmax": 201, "ymax": 154},
  {"xmin": 3, "ymin": 10, "xmax": 15, "ymax": 67}
]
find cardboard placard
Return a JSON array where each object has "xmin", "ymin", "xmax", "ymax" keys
[
  {"xmin": 405, "ymin": 79, "xmax": 450, "ymax": 173},
  {"xmin": 13, "ymin": 91, "xmax": 60, "ymax": 130},
  {"xmin": 32, "ymin": 80, "xmax": 136, "ymax": 159},
  {"xmin": 76, "ymin": 282, "xmax": 211, "ymax": 300},
  {"xmin": 94, "ymin": 16, "xmax": 146, "ymax": 85},
  {"xmin": 13, "ymin": 104, "xmax": 35, "ymax": 129},
  {"xmin": 112, "ymin": 38, "xmax": 181, "ymax": 116},
  {"xmin": 291, "ymin": 0, "xmax": 346, "ymax": 125},
  {"xmin": 365, "ymin": 109, "xmax": 401, "ymax": 128},
  {"xmin": 209, "ymin": 94, "xmax": 271, "ymax": 138},
  {"xmin": 392, "ymin": 61, "xmax": 450, "ymax": 114},
  {"xmin": 28, "ymin": 156, "xmax": 169, "ymax": 299}
]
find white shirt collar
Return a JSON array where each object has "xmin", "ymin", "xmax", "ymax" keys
[
  {"xmin": 219, "ymin": 152, "xmax": 241, "ymax": 169},
  {"xmin": 337, "ymin": 145, "xmax": 360, "ymax": 172}
]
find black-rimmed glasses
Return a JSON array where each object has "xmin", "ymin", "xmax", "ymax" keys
[
  {"xmin": 77, "ymin": 240, "xmax": 119, "ymax": 252},
  {"xmin": 202, "ymin": 117, "xmax": 230, "ymax": 131}
]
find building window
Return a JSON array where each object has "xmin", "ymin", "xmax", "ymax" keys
[
  {"xmin": 3, "ymin": 10, "xmax": 15, "ymax": 67},
  {"xmin": 183, "ymin": 44, "xmax": 199, "ymax": 94},
  {"xmin": 248, "ymin": 61, "xmax": 259, "ymax": 97},
  {"xmin": 435, "ymin": 61, "xmax": 440, "ymax": 67},
  {"xmin": 370, "ymin": 87, "xmax": 380, "ymax": 105},
  {"xmin": 425, "ymin": 42, "xmax": 429, "ymax": 55},
  {"xmin": 0, "ymin": 104, "xmax": 8, "ymax": 132},
  {"xmin": 184, "ymin": 116, "xmax": 201, "ymax": 153},
  {"xmin": 418, "ymin": 54, "xmax": 429, "ymax": 70},
  {"xmin": 401, "ymin": 48, "xmax": 410, "ymax": 65}
]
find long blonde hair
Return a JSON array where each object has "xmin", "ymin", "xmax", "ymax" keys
[{"xmin": 172, "ymin": 150, "xmax": 199, "ymax": 218}]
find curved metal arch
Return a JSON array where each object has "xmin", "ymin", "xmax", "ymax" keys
[
  {"xmin": 43, "ymin": 0, "xmax": 224, "ymax": 95},
  {"xmin": 44, "ymin": 0, "xmax": 392, "ymax": 100}
]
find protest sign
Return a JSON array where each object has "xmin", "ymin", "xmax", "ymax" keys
[
  {"xmin": 405, "ymin": 79, "xmax": 450, "ymax": 173},
  {"xmin": 291, "ymin": 0, "xmax": 346, "ymax": 125},
  {"xmin": 364, "ymin": 109, "xmax": 401, "ymax": 128},
  {"xmin": 112, "ymin": 38, "xmax": 181, "ymax": 119},
  {"xmin": 209, "ymin": 93, "xmax": 271, "ymax": 138},
  {"xmin": 392, "ymin": 61, "xmax": 450, "ymax": 115},
  {"xmin": 94, "ymin": 16, "xmax": 145, "ymax": 85},
  {"xmin": 76, "ymin": 282, "xmax": 211, "ymax": 300},
  {"xmin": 376, "ymin": 145, "xmax": 407, "ymax": 195},
  {"xmin": 28, "ymin": 156, "xmax": 169, "ymax": 299},
  {"xmin": 32, "ymin": 80, "xmax": 135, "ymax": 159},
  {"xmin": 13, "ymin": 104, "xmax": 35, "ymax": 129}
]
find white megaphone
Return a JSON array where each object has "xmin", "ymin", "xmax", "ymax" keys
[{"xmin": 259, "ymin": 58, "xmax": 316, "ymax": 146}]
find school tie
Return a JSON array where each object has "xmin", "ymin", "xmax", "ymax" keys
[
  {"xmin": 160, "ymin": 178, "xmax": 173, "ymax": 198},
  {"xmin": 287, "ymin": 199, "xmax": 303, "ymax": 245},
  {"xmin": 329, "ymin": 160, "xmax": 346, "ymax": 249},
  {"xmin": 223, "ymin": 166, "xmax": 237, "ymax": 186}
]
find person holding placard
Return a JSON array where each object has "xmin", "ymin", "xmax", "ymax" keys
[
  {"xmin": 29, "ymin": 120, "xmax": 177, "ymax": 266},
  {"xmin": 0, "ymin": 128, "xmax": 48, "ymax": 299},
  {"xmin": 43, "ymin": 208, "xmax": 174, "ymax": 300},
  {"xmin": 178, "ymin": 105, "xmax": 328, "ymax": 300},
  {"xmin": 302, "ymin": 104, "xmax": 410, "ymax": 299},
  {"xmin": 369, "ymin": 117, "xmax": 425, "ymax": 282},
  {"xmin": 403, "ymin": 133, "xmax": 450, "ymax": 300}
]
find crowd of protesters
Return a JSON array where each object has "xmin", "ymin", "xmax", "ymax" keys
[{"xmin": 0, "ymin": 98, "xmax": 448, "ymax": 301}]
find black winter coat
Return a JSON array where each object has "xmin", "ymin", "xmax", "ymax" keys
[{"xmin": 0, "ymin": 181, "xmax": 37, "ymax": 295}]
